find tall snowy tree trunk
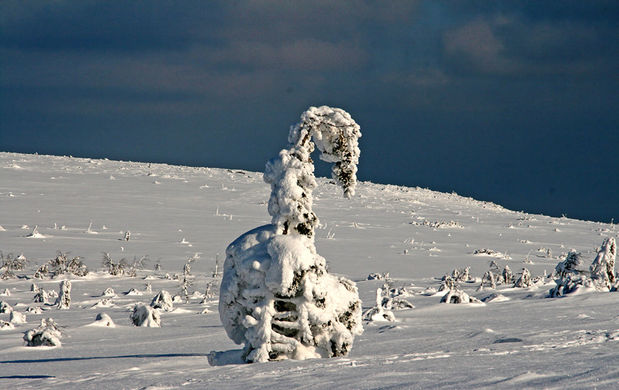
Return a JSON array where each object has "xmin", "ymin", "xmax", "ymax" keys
[{"xmin": 56, "ymin": 280, "xmax": 71, "ymax": 309}]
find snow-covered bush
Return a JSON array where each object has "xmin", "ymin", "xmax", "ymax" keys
[
  {"xmin": 590, "ymin": 237, "xmax": 616, "ymax": 290},
  {"xmin": 451, "ymin": 267, "xmax": 472, "ymax": 283},
  {"xmin": 102, "ymin": 287, "xmax": 116, "ymax": 297},
  {"xmin": 92, "ymin": 313, "xmax": 115, "ymax": 327},
  {"xmin": 10, "ymin": 311, "xmax": 27, "ymax": 324},
  {"xmin": 438, "ymin": 275, "xmax": 457, "ymax": 292},
  {"xmin": 514, "ymin": 268, "xmax": 532, "ymax": 288},
  {"xmin": 33, "ymin": 289, "xmax": 49, "ymax": 303},
  {"xmin": 0, "ymin": 301, "xmax": 12, "ymax": 313},
  {"xmin": 131, "ymin": 304, "xmax": 161, "ymax": 327},
  {"xmin": 103, "ymin": 253, "xmax": 147, "ymax": 277},
  {"xmin": 549, "ymin": 241, "xmax": 616, "ymax": 297},
  {"xmin": 0, "ymin": 320, "xmax": 14, "ymax": 330},
  {"xmin": 363, "ymin": 288, "xmax": 396, "ymax": 322},
  {"xmin": 23, "ymin": 318, "xmax": 62, "ymax": 347},
  {"xmin": 440, "ymin": 287, "xmax": 481, "ymax": 304},
  {"xmin": 1, "ymin": 252, "xmax": 27, "ymax": 279},
  {"xmin": 151, "ymin": 290, "xmax": 173, "ymax": 312},
  {"xmin": 219, "ymin": 106, "xmax": 363, "ymax": 363},
  {"xmin": 45, "ymin": 251, "xmax": 88, "ymax": 277},
  {"xmin": 555, "ymin": 250, "xmax": 586, "ymax": 279},
  {"xmin": 549, "ymin": 251, "xmax": 590, "ymax": 297},
  {"xmin": 478, "ymin": 270, "xmax": 497, "ymax": 290}
]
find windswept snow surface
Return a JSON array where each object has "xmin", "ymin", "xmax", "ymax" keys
[{"xmin": 0, "ymin": 152, "xmax": 618, "ymax": 389}]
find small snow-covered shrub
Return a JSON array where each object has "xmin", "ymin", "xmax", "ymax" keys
[
  {"xmin": 26, "ymin": 306, "xmax": 42, "ymax": 314},
  {"xmin": 10, "ymin": 311, "xmax": 27, "ymax": 324},
  {"xmin": 34, "ymin": 264, "xmax": 49, "ymax": 279},
  {"xmin": 102, "ymin": 287, "xmax": 115, "ymax": 297},
  {"xmin": 555, "ymin": 251, "xmax": 586, "ymax": 279},
  {"xmin": 514, "ymin": 268, "xmax": 532, "ymax": 288},
  {"xmin": 0, "ymin": 301, "xmax": 13, "ymax": 313},
  {"xmin": 438, "ymin": 275, "xmax": 457, "ymax": 292},
  {"xmin": 549, "ymin": 251, "xmax": 590, "ymax": 297},
  {"xmin": 363, "ymin": 288, "xmax": 396, "ymax": 322},
  {"xmin": 103, "ymin": 253, "xmax": 147, "ymax": 277},
  {"xmin": 46, "ymin": 251, "xmax": 88, "ymax": 277},
  {"xmin": 0, "ymin": 320, "xmax": 14, "ymax": 330},
  {"xmin": 549, "ymin": 273, "xmax": 593, "ymax": 297},
  {"xmin": 451, "ymin": 267, "xmax": 472, "ymax": 283},
  {"xmin": 34, "ymin": 289, "xmax": 50, "ymax": 303},
  {"xmin": 440, "ymin": 287, "xmax": 481, "ymax": 304},
  {"xmin": 478, "ymin": 270, "xmax": 497, "ymax": 290},
  {"xmin": 56, "ymin": 280, "xmax": 71, "ymax": 309},
  {"xmin": 131, "ymin": 304, "xmax": 161, "ymax": 327},
  {"xmin": 220, "ymin": 106, "xmax": 363, "ymax": 363},
  {"xmin": 473, "ymin": 248, "xmax": 511, "ymax": 260},
  {"xmin": 367, "ymin": 272, "xmax": 390, "ymax": 281},
  {"xmin": 590, "ymin": 237, "xmax": 616, "ymax": 290},
  {"xmin": 92, "ymin": 313, "xmax": 115, "ymax": 327},
  {"xmin": 24, "ymin": 318, "xmax": 62, "ymax": 347},
  {"xmin": 125, "ymin": 288, "xmax": 142, "ymax": 296},
  {"xmin": 1, "ymin": 252, "xmax": 28, "ymax": 279},
  {"xmin": 151, "ymin": 290, "xmax": 174, "ymax": 312}
]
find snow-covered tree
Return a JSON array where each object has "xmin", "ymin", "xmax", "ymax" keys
[
  {"xmin": 590, "ymin": 237, "xmax": 616, "ymax": 290},
  {"xmin": 514, "ymin": 268, "xmax": 532, "ymax": 288},
  {"xmin": 549, "ymin": 250, "xmax": 591, "ymax": 297},
  {"xmin": 24, "ymin": 318, "xmax": 62, "ymax": 347},
  {"xmin": 33, "ymin": 289, "xmax": 49, "ymax": 303},
  {"xmin": 555, "ymin": 250, "xmax": 586, "ymax": 279},
  {"xmin": 131, "ymin": 304, "xmax": 161, "ymax": 327},
  {"xmin": 502, "ymin": 265, "xmax": 513, "ymax": 284},
  {"xmin": 56, "ymin": 280, "xmax": 71, "ymax": 309},
  {"xmin": 219, "ymin": 106, "xmax": 363, "ymax": 363},
  {"xmin": 479, "ymin": 270, "xmax": 497, "ymax": 290}
]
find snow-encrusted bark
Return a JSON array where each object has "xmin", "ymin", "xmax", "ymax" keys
[
  {"xmin": 220, "ymin": 106, "xmax": 363, "ymax": 363},
  {"xmin": 590, "ymin": 237, "xmax": 616, "ymax": 290}
]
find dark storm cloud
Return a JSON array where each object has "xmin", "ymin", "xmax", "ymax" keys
[{"xmin": 1, "ymin": 1, "xmax": 617, "ymax": 222}]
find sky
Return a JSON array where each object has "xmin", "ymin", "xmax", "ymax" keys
[{"xmin": 1, "ymin": 1, "xmax": 617, "ymax": 223}]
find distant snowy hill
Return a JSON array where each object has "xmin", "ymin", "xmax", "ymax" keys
[{"xmin": 0, "ymin": 152, "xmax": 617, "ymax": 389}]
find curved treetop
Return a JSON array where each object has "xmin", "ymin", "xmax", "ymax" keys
[{"xmin": 264, "ymin": 106, "xmax": 362, "ymax": 237}]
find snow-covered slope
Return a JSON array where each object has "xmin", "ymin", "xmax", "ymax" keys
[{"xmin": 0, "ymin": 152, "xmax": 617, "ymax": 389}]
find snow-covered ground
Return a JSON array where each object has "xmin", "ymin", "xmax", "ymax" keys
[{"xmin": 0, "ymin": 151, "xmax": 617, "ymax": 389}]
